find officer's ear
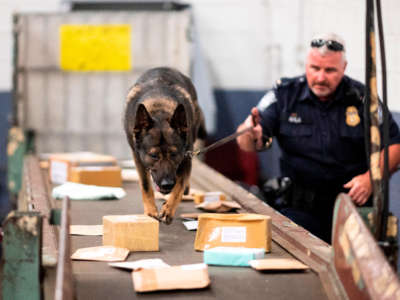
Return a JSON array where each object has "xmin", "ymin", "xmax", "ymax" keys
[{"xmin": 341, "ymin": 54, "xmax": 347, "ymax": 71}]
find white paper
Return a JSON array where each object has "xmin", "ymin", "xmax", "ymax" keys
[
  {"xmin": 52, "ymin": 182, "xmax": 126, "ymax": 200},
  {"xmin": 183, "ymin": 220, "xmax": 198, "ymax": 231},
  {"xmin": 109, "ymin": 259, "xmax": 170, "ymax": 270},
  {"xmin": 204, "ymin": 192, "xmax": 222, "ymax": 203},
  {"xmin": 70, "ymin": 225, "xmax": 103, "ymax": 236},
  {"xmin": 221, "ymin": 226, "xmax": 247, "ymax": 243},
  {"xmin": 121, "ymin": 169, "xmax": 139, "ymax": 182},
  {"xmin": 50, "ymin": 160, "xmax": 68, "ymax": 184},
  {"xmin": 71, "ymin": 246, "xmax": 129, "ymax": 262},
  {"xmin": 180, "ymin": 263, "xmax": 207, "ymax": 270}
]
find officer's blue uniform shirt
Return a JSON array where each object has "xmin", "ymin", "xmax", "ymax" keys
[{"xmin": 257, "ymin": 75, "xmax": 400, "ymax": 188}]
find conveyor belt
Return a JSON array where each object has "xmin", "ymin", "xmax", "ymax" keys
[{"xmin": 69, "ymin": 181, "xmax": 328, "ymax": 299}]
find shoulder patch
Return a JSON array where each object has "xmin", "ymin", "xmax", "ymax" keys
[
  {"xmin": 275, "ymin": 77, "xmax": 298, "ymax": 89},
  {"xmin": 257, "ymin": 91, "xmax": 277, "ymax": 111}
]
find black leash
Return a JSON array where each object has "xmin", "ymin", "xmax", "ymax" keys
[{"xmin": 186, "ymin": 125, "xmax": 272, "ymax": 158}]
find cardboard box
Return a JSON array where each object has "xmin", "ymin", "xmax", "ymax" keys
[
  {"xmin": 194, "ymin": 213, "xmax": 271, "ymax": 252},
  {"xmin": 103, "ymin": 215, "xmax": 159, "ymax": 251},
  {"xmin": 132, "ymin": 263, "xmax": 210, "ymax": 292},
  {"xmin": 49, "ymin": 152, "xmax": 117, "ymax": 184},
  {"xmin": 69, "ymin": 166, "xmax": 122, "ymax": 187}
]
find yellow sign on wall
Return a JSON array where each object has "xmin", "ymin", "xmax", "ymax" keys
[{"xmin": 60, "ymin": 24, "xmax": 131, "ymax": 71}]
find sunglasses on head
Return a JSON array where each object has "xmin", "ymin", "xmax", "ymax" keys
[{"xmin": 310, "ymin": 39, "xmax": 344, "ymax": 51}]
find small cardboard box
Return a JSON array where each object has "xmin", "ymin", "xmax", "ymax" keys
[
  {"xmin": 194, "ymin": 213, "xmax": 271, "ymax": 252},
  {"xmin": 49, "ymin": 152, "xmax": 117, "ymax": 184},
  {"xmin": 69, "ymin": 166, "xmax": 122, "ymax": 187},
  {"xmin": 103, "ymin": 215, "xmax": 159, "ymax": 251},
  {"xmin": 132, "ymin": 263, "xmax": 210, "ymax": 292}
]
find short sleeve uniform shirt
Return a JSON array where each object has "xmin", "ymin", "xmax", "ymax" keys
[{"xmin": 257, "ymin": 75, "xmax": 400, "ymax": 188}]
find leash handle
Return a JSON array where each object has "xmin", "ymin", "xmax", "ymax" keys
[
  {"xmin": 187, "ymin": 121, "xmax": 272, "ymax": 158},
  {"xmin": 251, "ymin": 110, "xmax": 273, "ymax": 151}
]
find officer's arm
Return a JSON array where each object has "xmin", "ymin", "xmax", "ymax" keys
[
  {"xmin": 236, "ymin": 107, "xmax": 264, "ymax": 152},
  {"xmin": 237, "ymin": 90, "xmax": 278, "ymax": 152},
  {"xmin": 344, "ymin": 143, "xmax": 400, "ymax": 205},
  {"xmin": 382, "ymin": 143, "xmax": 400, "ymax": 174}
]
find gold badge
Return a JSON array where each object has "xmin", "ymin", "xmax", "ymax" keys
[{"xmin": 346, "ymin": 106, "xmax": 360, "ymax": 127}]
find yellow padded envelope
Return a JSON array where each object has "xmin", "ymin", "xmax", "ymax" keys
[
  {"xmin": 194, "ymin": 213, "xmax": 271, "ymax": 252},
  {"xmin": 60, "ymin": 24, "xmax": 131, "ymax": 71}
]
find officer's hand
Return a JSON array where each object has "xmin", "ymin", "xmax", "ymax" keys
[
  {"xmin": 236, "ymin": 107, "xmax": 263, "ymax": 152},
  {"xmin": 343, "ymin": 172, "xmax": 372, "ymax": 206}
]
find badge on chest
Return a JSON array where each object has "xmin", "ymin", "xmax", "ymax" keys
[{"xmin": 346, "ymin": 106, "xmax": 360, "ymax": 127}]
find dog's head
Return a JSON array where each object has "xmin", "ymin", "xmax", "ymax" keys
[{"xmin": 133, "ymin": 103, "xmax": 189, "ymax": 194}]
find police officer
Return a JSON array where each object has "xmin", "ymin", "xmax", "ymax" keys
[{"xmin": 236, "ymin": 33, "xmax": 400, "ymax": 243}]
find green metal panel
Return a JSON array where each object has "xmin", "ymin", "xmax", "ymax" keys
[
  {"xmin": 2, "ymin": 211, "xmax": 42, "ymax": 300},
  {"xmin": 7, "ymin": 127, "xmax": 35, "ymax": 196}
]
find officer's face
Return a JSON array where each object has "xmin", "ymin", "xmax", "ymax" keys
[{"xmin": 305, "ymin": 48, "xmax": 347, "ymax": 101}]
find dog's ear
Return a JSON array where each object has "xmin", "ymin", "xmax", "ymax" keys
[
  {"xmin": 134, "ymin": 104, "xmax": 153, "ymax": 134},
  {"xmin": 170, "ymin": 104, "xmax": 188, "ymax": 136}
]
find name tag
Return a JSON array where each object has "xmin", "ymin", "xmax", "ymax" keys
[{"xmin": 288, "ymin": 113, "xmax": 302, "ymax": 124}]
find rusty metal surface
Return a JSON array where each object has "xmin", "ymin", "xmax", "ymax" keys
[
  {"xmin": 21, "ymin": 155, "xmax": 58, "ymax": 266},
  {"xmin": 54, "ymin": 197, "xmax": 74, "ymax": 300},
  {"xmin": 332, "ymin": 193, "xmax": 400, "ymax": 300}
]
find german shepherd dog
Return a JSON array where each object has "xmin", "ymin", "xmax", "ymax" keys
[{"xmin": 124, "ymin": 67, "xmax": 206, "ymax": 224}]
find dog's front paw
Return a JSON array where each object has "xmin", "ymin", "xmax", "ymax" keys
[
  {"xmin": 158, "ymin": 205, "xmax": 174, "ymax": 224},
  {"xmin": 144, "ymin": 207, "xmax": 159, "ymax": 221}
]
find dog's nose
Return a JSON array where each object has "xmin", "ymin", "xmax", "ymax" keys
[{"xmin": 160, "ymin": 178, "xmax": 175, "ymax": 193}]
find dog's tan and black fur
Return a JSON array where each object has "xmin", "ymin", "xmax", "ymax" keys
[{"xmin": 124, "ymin": 67, "xmax": 206, "ymax": 223}]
